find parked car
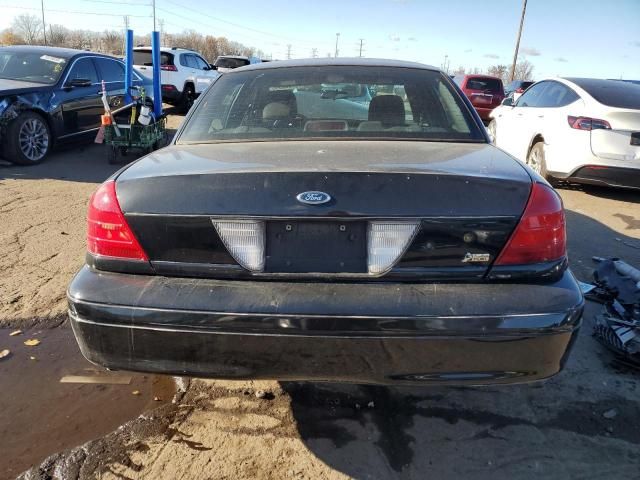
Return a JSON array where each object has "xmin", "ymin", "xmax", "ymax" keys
[
  {"xmin": 453, "ymin": 74, "xmax": 505, "ymax": 122},
  {"xmin": 69, "ymin": 58, "xmax": 583, "ymax": 386},
  {"xmin": 504, "ymin": 79, "xmax": 534, "ymax": 99},
  {"xmin": 0, "ymin": 45, "xmax": 153, "ymax": 165},
  {"xmin": 489, "ymin": 77, "xmax": 640, "ymax": 188},
  {"xmin": 133, "ymin": 47, "xmax": 219, "ymax": 112},
  {"xmin": 214, "ymin": 55, "xmax": 250, "ymax": 73}
]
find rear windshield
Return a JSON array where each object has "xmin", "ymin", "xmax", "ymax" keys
[
  {"xmin": 567, "ymin": 78, "xmax": 640, "ymax": 109},
  {"xmin": 133, "ymin": 50, "xmax": 173, "ymax": 66},
  {"xmin": 177, "ymin": 66, "xmax": 485, "ymax": 144},
  {"xmin": 214, "ymin": 57, "xmax": 250, "ymax": 69},
  {"xmin": 466, "ymin": 77, "xmax": 503, "ymax": 92}
]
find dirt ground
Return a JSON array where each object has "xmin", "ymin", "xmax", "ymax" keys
[
  {"xmin": 2, "ymin": 124, "xmax": 640, "ymax": 479},
  {"xmin": 0, "ymin": 114, "xmax": 183, "ymax": 328}
]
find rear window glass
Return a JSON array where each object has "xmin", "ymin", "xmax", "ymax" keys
[
  {"xmin": 133, "ymin": 50, "xmax": 173, "ymax": 66},
  {"xmin": 215, "ymin": 57, "xmax": 250, "ymax": 69},
  {"xmin": 466, "ymin": 78, "xmax": 503, "ymax": 92},
  {"xmin": 567, "ymin": 78, "xmax": 640, "ymax": 109},
  {"xmin": 178, "ymin": 66, "xmax": 485, "ymax": 144}
]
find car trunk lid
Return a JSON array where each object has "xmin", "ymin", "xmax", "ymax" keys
[
  {"xmin": 590, "ymin": 110, "xmax": 640, "ymax": 161},
  {"xmin": 115, "ymin": 141, "xmax": 532, "ymax": 279}
]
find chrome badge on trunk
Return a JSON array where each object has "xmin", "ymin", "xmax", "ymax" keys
[{"xmin": 296, "ymin": 191, "xmax": 331, "ymax": 205}]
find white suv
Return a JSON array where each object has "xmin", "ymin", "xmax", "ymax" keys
[{"xmin": 133, "ymin": 47, "xmax": 220, "ymax": 112}]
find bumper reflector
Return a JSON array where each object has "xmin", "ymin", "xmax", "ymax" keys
[
  {"xmin": 367, "ymin": 221, "xmax": 419, "ymax": 274},
  {"xmin": 212, "ymin": 220, "xmax": 265, "ymax": 272}
]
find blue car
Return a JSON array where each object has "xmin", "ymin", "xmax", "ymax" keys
[{"xmin": 0, "ymin": 45, "xmax": 153, "ymax": 164}]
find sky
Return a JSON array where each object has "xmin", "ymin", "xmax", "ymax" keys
[{"xmin": 1, "ymin": 0, "xmax": 639, "ymax": 80}]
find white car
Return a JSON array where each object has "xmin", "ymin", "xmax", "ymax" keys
[
  {"xmin": 489, "ymin": 78, "xmax": 640, "ymax": 188},
  {"xmin": 133, "ymin": 47, "xmax": 220, "ymax": 112},
  {"xmin": 214, "ymin": 55, "xmax": 251, "ymax": 73}
]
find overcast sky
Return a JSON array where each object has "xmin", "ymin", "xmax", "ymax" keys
[{"xmin": 1, "ymin": 0, "xmax": 639, "ymax": 79}]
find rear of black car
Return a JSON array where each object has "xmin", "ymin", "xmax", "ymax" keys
[{"xmin": 68, "ymin": 61, "xmax": 582, "ymax": 386}]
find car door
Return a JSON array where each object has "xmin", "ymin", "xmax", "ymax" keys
[
  {"xmin": 94, "ymin": 57, "xmax": 127, "ymax": 109},
  {"xmin": 499, "ymin": 81, "xmax": 550, "ymax": 160},
  {"xmin": 191, "ymin": 54, "xmax": 218, "ymax": 93},
  {"xmin": 535, "ymin": 81, "xmax": 582, "ymax": 166},
  {"xmin": 58, "ymin": 56, "xmax": 103, "ymax": 137}
]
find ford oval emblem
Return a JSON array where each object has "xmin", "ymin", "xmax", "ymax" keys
[{"xmin": 296, "ymin": 191, "xmax": 331, "ymax": 205}]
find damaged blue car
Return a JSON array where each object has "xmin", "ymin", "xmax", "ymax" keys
[{"xmin": 0, "ymin": 45, "xmax": 152, "ymax": 164}]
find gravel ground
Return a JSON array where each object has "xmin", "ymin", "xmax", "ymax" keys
[{"xmin": 2, "ymin": 130, "xmax": 640, "ymax": 479}]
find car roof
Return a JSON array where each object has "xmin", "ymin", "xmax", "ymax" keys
[
  {"xmin": 230, "ymin": 57, "xmax": 439, "ymax": 73},
  {"xmin": 0, "ymin": 44, "xmax": 97, "ymax": 59},
  {"xmin": 461, "ymin": 74, "xmax": 502, "ymax": 80},
  {"xmin": 133, "ymin": 46, "xmax": 196, "ymax": 53}
]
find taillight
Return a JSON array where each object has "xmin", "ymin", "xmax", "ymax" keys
[
  {"xmin": 494, "ymin": 183, "xmax": 566, "ymax": 265},
  {"xmin": 568, "ymin": 116, "xmax": 611, "ymax": 131},
  {"xmin": 160, "ymin": 65, "xmax": 178, "ymax": 72},
  {"xmin": 87, "ymin": 181, "xmax": 148, "ymax": 260}
]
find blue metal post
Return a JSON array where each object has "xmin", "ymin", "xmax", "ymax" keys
[
  {"xmin": 151, "ymin": 31, "xmax": 163, "ymax": 118},
  {"xmin": 124, "ymin": 29, "xmax": 134, "ymax": 104}
]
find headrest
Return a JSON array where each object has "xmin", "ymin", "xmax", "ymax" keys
[{"xmin": 368, "ymin": 95, "xmax": 405, "ymax": 127}]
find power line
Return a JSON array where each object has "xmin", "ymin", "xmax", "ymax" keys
[
  {"xmin": 159, "ymin": 0, "xmax": 318, "ymax": 46},
  {"xmin": 0, "ymin": 4, "xmax": 150, "ymax": 17}
]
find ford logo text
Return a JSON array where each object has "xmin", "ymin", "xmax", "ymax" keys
[{"xmin": 296, "ymin": 191, "xmax": 332, "ymax": 205}]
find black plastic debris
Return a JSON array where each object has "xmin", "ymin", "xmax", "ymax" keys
[{"xmin": 589, "ymin": 257, "xmax": 640, "ymax": 369}]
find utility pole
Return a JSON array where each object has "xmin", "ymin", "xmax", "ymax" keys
[
  {"xmin": 158, "ymin": 18, "xmax": 164, "ymax": 45},
  {"xmin": 41, "ymin": 0, "xmax": 47, "ymax": 45},
  {"xmin": 311, "ymin": 48, "xmax": 318, "ymax": 58},
  {"xmin": 286, "ymin": 44, "xmax": 292, "ymax": 60},
  {"xmin": 152, "ymin": 0, "xmax": 156, "ymax": 31},
  {"xmin": 334, "ymin": 33, "xmax": 340, "ymax": 58},
  {"xmin": 122, "ymin": 15, "xmax": 129, "ymax": 55},
  {"xmin": 509, "ymin": 0, "xmax": 527, "ymax": 82},
  {"xmin": 358, "ymin": 38, "xmax": 364, "ymax": 57}
]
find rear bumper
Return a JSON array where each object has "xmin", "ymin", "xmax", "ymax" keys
[
  {"xmin": 68, "ymin": 266, "xmax": 584, "ymax": 386},
  {"xmin": 563, "ymin": 165, "xmax": 640, "ymax": 190},
  {"xmin": 161, "ymin": 84, "xmax": 182, "ymax": 103}
]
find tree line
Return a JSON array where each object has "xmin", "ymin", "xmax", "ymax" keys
[{"xmin": 0, "ymin": 13, "xmax": 264, "ymax": 62}]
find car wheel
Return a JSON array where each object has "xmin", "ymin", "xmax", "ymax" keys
[
  {"xmin": 179, "ymin": 85, "xmax": 195, "ymax": 113},
  {"xmin": 6, "ymin": 112, "xmax": 52, "ymax": 165},
  {"xmin": 527, "ymin": 142, "xmax": 557, "ymax": 185},
  {"xmin": 487, "ymin": 120, "xmax": 497, "ymax": 143}
]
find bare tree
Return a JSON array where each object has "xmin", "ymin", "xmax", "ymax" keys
[
  {"xmin": 452, "ymin": 66, "xmax": 466, "ymax": 76},
  {"xmin": 486, "ymin": 64, "xmax": 509, "ymax": 83},
  {"xmin": 512, "ymin": 59, "xmax": 534, "ymax": 80},
  {"xmin": 47, "ymin": 24, "xmax": 67, "ymax": 47},
  {"xmin": 12, "ymin": 14, "xmax": 42, "ymax": 45},
  {"xmin": 101, "ymin": 30, "xmax": 121, "ymax": 54}
]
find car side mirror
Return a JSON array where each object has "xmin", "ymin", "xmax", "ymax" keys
[
  {"xmin": 66, "ymin": 78, "xmax": 92, "ymax": 88},
  {"xmin": 501, "ymin": 97, "xmax": 514, "ymax": 107},
  {"xmin": 208, "ymin": 64, "xmax": 218, "ymax": 70}
]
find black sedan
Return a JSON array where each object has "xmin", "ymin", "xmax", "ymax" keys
[
  {"xmin": 68, "ymin": 58, "xmax": 583, "ymax": 386},
  {"xmin": 0, "ymin": 45, "xmax": 152, "ymax": 164}
]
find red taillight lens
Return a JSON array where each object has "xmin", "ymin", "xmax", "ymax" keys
[
  {"xmin": 160, "ymin": 65, "xmax": 178, "ymax": 72},
  {"xmin": 87, "ymin": 181, "xmax": 148, "ymax": 260},
  {"xmin": 567, "ymin": 116, "xmax": 611, "ymax": 131},
  {"xmin": 494, "ymin": 183, "xmax": 566, "ymax": 265}
]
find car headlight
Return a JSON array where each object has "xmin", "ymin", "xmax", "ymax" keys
[{"xmin": 0, "ymin": 98, "xmax": 11, "ymax": 116}]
